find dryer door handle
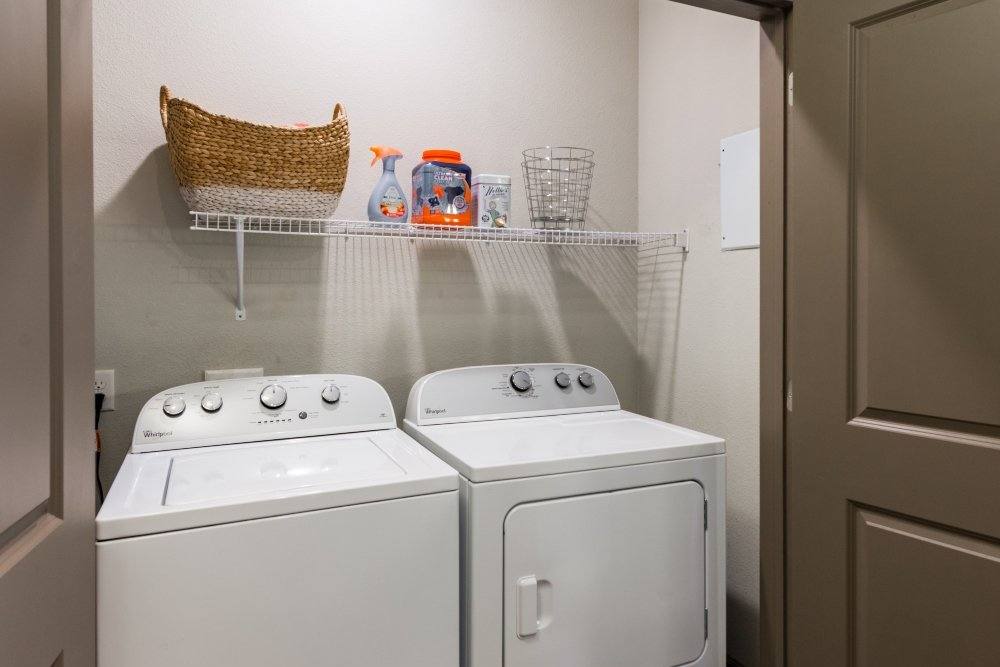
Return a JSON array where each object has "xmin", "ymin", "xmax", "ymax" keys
[{"xmin": 516, "ymin": 575, "xmax": 539, "ymax": 638}]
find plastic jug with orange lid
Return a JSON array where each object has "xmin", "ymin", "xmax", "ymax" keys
[{"xmin": 411, "ymin": 149, "xmax": 473, "ymax": 225}]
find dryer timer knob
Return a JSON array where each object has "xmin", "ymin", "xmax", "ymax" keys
[
  {"xmin": 510, "ymin": 370, "xmax": 532, "ymax": 392},
  {"xmin": 554, "ymin": 372, "xmax": 571, "ymax": 389},
  {"xmin": 260, "ymin": 384, "xmax": 287, "ymax": 409},
  {"xmin": 578, "ymin": 372, "xmax": 595, "ymax": 388}
]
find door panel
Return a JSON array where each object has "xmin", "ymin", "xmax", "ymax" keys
[
  {"xmin": 503, "ymin": 483, "xmax": 705, "ymax": 667},
  {"xmin": 788, "ymin": 0, "xmax": 1000, "ymax": 664},
  {"xmin": 0, "ymin": 1, "xmax": 95, "ymax": 665},
  {"xmin": 853, "ymin": 508, "xmax": 1000, "ymax": 667},
  {"xmin": 0, "ymin": 0, "xmax": 51, "ymax": 540},
  {"xmin": 852, "ymin": 0, "xmax": 1000, "ymax": 430}
]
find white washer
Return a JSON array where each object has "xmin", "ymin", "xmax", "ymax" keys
[
  {"xmin": 97, "ymin": 374, "xmax": 459, "ymax": 667},
  {"xmin": 404, "ymin": 364, "xmax": 726, "ymax": 667}
]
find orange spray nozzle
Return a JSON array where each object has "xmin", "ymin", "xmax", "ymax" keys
[{"xmin": 369, "ymin": 145, "xmax": 403, "ymax": 166}]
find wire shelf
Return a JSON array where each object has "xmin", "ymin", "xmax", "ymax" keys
[
  {"xmin": 190, "ymin": 212, "xmax": 686, "ymax": 249},
  {"xmin": 188, "ymin": 211, "xmax": 687, "ymax": 321}
]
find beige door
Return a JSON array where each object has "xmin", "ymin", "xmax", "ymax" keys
[
  {"xmin": 786, "ymin": 0, "xmax": 1000, "ymax": 664},
  {"xmin": 0, "ymin": 1, "xmax": 95, "ymax": 665}
]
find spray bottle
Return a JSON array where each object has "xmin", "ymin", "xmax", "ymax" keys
[{"xmin": 367, "ymin": 146, "xmax": 408, "ymax": 223}]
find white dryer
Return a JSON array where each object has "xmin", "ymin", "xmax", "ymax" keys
[
  {"xmin": 404, "ymin": 364, "xmax": 726, "ymax": 667},
  {"xmin": 97, "ymin": 374, "xmax": 459, "ymax": 667}
]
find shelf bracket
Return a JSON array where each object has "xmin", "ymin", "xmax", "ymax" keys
[
  {"xmin": 235, "ymin": 216, "xmax": 246, "ymax": 320},
  {"xmin": 679, "ymin": 228, "xmax": 690, "ymax": 253}
]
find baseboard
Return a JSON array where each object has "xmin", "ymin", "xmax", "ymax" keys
[{"xmin": 727, "ymin": 657, "xmax": 747, "ymax": 667}]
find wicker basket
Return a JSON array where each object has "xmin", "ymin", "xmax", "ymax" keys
[{"xmin": 159, "ymin": 85, "xmax": 350, "ymax": 218}]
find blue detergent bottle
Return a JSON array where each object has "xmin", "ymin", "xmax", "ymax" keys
[{"xmin": 367, "ymin": 146, "xmax": 408, "ymax": 223}]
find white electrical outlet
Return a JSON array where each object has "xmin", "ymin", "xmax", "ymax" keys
[
  {"xmin": 204, "ymin": 367, "xmax": 264, "ymax": 381},
  {"xmin": 95, "ymin": 369, "xmax": 115, "ymax": 411}
]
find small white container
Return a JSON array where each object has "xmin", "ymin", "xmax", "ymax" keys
[{"xmin": 472, "ymin": 174, "xmax": 511, "ymax": 228}]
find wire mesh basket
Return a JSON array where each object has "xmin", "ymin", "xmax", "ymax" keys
[{"xmin": 522, "ymin": 147, "xmax": 595, "ymax": 230}]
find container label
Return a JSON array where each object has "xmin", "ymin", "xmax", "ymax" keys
[
  {"xmin": 474, "ymin": 182, "xmax": 511, "ymax": 228},
  {"xmin": 379, "ymin": 186, "xmax": 406, "ymax": 218},
  {"xmin": 413, "ymin": 166, "xmax": 470, "ymax": 218}
]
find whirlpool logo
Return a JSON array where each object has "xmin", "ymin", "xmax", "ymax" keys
[
  {"xmin": 425, "ymin": 408, "xmax": 447, "ymax": 415},
  {"xmin": 143, "ymin": 430, "xmax": 173, "ymax": 438}
]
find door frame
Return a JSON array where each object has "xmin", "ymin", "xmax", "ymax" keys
[
  {"xmin": 667, "ymin": 2, "xmax": 789, "ymax": 666},
  {"xmin": 756, "ymin": 9, "xmax": 786, "ymax": 667}
]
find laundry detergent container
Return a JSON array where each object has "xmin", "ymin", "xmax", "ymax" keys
[{"xmin": 411, "ymin": 149, "xmax": 473, "ymax": 225}]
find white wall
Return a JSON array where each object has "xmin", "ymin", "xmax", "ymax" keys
[
  {"xmin": 638, "ymin": 2, "xmax": 760, "ymax": 665},
  {"xmin": 94, "ymin": 0, "xmax": 641, "ymax": 484}
]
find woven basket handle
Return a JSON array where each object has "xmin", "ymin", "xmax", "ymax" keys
[
  {"xmin": 159, "ymin": 85, "xmax": 171, "ymax": 131},
  {"xmin": 332, "ymin": 102, "xmax": 346, "ymax": 122}
]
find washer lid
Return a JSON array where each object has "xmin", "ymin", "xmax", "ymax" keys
[
  {"xmin": 404, "ymin": 410, "xmax": 724, "ymax": 482},
  {"xmin": 164, "ymin": 437, "xmax": 405, "ymax": 506},
  {"xmin": 96, "ymin": 429, "xmax": 457, "ymax": 541}
]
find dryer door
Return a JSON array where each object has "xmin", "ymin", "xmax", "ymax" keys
[{"xmin": 504, "ymin": 482, "xmax": 706, "ymax": 667}]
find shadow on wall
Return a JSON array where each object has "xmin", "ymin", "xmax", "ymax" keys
[
  {"xmin": 636, "ymin": 244, "xmax": 686, "ymax": 417},
  {"xmin": 95, "ymin": 146, "xmax": 330, "ymax": 486},
  {"xmin": 413, "ymin": 242, "xmax": 639, "ymax": 390},
  {"xmin": 416, "ymin": 242, "xmax": 569, "ymax": 369},
  {"xmin": 727, "ymin": 586, "xmax": 759, "ymax": 667},
  {"xmin": 415, "ymin": 244, "xmax": 492, "ymax": 371},
  {"xmin": 94, "ymin": 146, "xmax": 642, "ymax": 489},
  {"xmin": 99, "ymin": 145, "xmax": 333, "ymax": 308},
  {"xmin": 98, "ymin": 144, "xmax": 187, "ymax": 224},
  {"xmin": 548, "ymin": 245, "xmax": 638, "ymax": 368}
]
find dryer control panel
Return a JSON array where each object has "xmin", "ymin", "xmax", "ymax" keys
[
  {"xmin": 131, "ymin": 374, "xmax": 396, "ymax": 453},
  {"xmin": 405, "ymin": 363, "xmax": 620, "ymax": 426}
]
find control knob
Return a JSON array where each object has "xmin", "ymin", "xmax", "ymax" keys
[
  {"xmin": 200, "ymin": 391, "xmax": 223, "ymax": 413},
  {"xmin": 554, "ymin": 372, "xmax": 571, "ymax": 389},
  {"xmin": 260, "ymin": 384, "xmax": 287, "ymax": 409},
  {"xmin": 510, "ymin": 370, "xmax": 532, "ymax": 393},
  {"xmin": 578, "ymin": 372, "xmax": 595, "ymax": 389},
  {"xmin": 321, "ymin": 383, "xmax": 341, "ymax": 404},
  {"xmin": 162, "ymin": 396, "xmax": 186, "ymax": 417}
]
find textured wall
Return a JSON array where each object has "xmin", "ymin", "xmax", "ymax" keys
[
  {"xmin": 638, "ymin": 2, "xmax": 761, "ymax": 665},
  {"xmin": 94, "ymin": 0, "xmax": 640, "ymax": 485},
  {"xmin": 95, "ymin": 2, "xmax": 762, "ymax": 660}
]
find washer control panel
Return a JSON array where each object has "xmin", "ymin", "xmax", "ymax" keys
[
  {"xmin": 133, "ymin": 374, "xmax": 396, "ymax": 453},
  {"xmin": 405, "ymin": 363, "xmax": 620, "ymax": 425}
]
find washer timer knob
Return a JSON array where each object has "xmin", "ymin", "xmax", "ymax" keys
[
  {"xmin": 578, "ymin": 372, "xmax": 595, "ymax": 388},
  {"xmin": 200, "ymin": 391, "xmax": 223, "ymax": 413},
  {"xmin": 260, "ymin": 384, "xmax": 287, "ymax": 409},
  {"xmin": 321, "ymin": 383, "xmax": 341, "ymax": 404},
  {"xmin": 510, "ymin": 370, "xmax": 533, "ymax": 393},
  {"xmin": 162, "ymin": 396, "xmax": 186, "ymax": 417},
  {"xmin": 554, "ymin": 372, "xmax": 571, "ymax": 389}
]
